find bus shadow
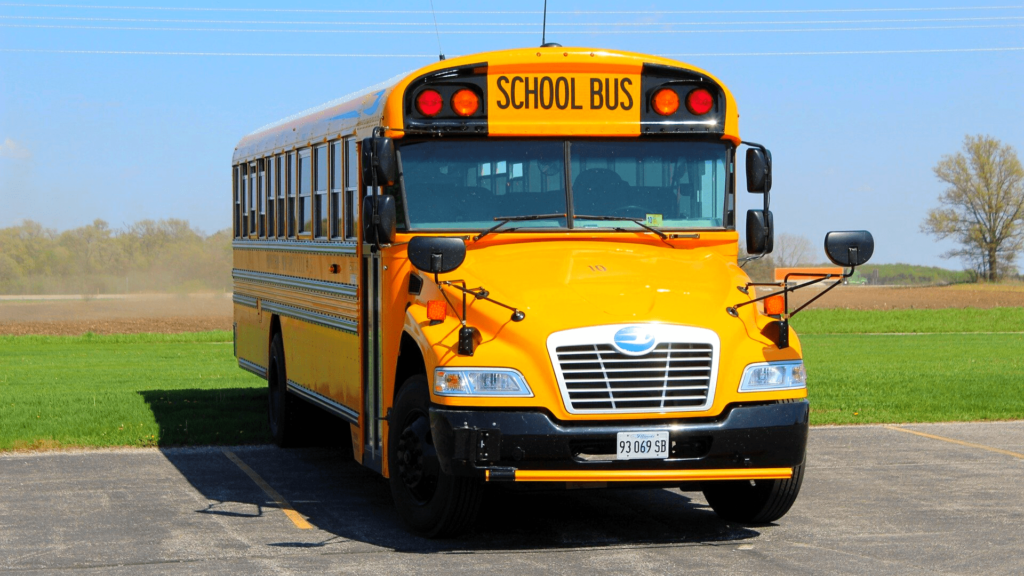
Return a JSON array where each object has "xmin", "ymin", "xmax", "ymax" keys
[{"xmin": 159, "ymin": 440, "xmax": 761, "ymax": 553}]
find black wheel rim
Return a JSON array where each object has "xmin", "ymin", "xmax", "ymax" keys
[{"xmin": 396, "ymin": 409, "xmax": 440, "ymax": 504}]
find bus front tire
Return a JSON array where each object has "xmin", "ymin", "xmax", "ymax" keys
[
  {"xmin": 702, "ymin": 459, "xmax": 805, "ymax": 524},
  {"xmin": 388, "ymin": 376, "xmax": 483, "ymax": 538},
  {"xmin": 268, "ymin": 333, "xmax": 298, "ymax": 447}
]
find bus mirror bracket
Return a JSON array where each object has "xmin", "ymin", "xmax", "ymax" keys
[
  {"xmin": 728, "ymin": 230, "xmax": 874, "ymax": 349},
  {"xmin": 739, "ymin": 141, "xmax": 774, "ymax": 266}
]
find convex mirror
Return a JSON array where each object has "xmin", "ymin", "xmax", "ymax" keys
[
  {"xmin": 745, "ymin": 148, "xmax": 772, "ymax": 193},
  {"xmin": 824, "ymin": 230, "xmax": 874, "ymax": 267},
  {"xmin": 408, "ymin": 236, "xmax": 467, "ymax": 274},
  {"xmin": 360, "ymin": 137, "xmax": 397, "ymax": 187},
  {"xmin": 361, "ymin": 195, "xmax": 397, "ymax": 244},
  {"xmin": 745, "ymin": 209, "xmax": 774, "ymax": 255}
]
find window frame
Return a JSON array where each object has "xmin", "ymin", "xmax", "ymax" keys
[
  {"xmin": 296, "ymin": 148, "xmax": 313, "ymax": 239},
  {"xmin": 286, "ymin": 152, "xmax": 297, "ymax": 239},
  {"xmin": 313, "ymin": 143, "xmax": 329, "ymax": 240},
  {"xmin": 266, "ymin": 155, "xmax": 276, "ymax": 239},
  {"xmin": 344, "ymin": 138, "xmax": 359, "ymax": 241}
]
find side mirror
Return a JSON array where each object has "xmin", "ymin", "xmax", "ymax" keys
[
  {"xmin": 745, "ymin": 209, "xmax": 774, "ymax": 255},
  {"xmin": 824, "ymin": 230, "xmax": 874, "ymax": 267},
  {"xmin": 745, "ymin": 148, "xmax": 772, "ymax": 193},
  {"xmin": 362, "ymin": 194, "xmax": 397, "ymax": 244},
  {"xmin": 408, "ymin": 236, "xmax": 467, "ymax": 275},
  {"xmin": 360, "ymin": 137, "xmax": 397, "ymax": 187}
]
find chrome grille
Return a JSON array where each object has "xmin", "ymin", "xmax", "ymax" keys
[{"xmin": 554, "ymin": 343, "xmax": 714, "ymax": 412}]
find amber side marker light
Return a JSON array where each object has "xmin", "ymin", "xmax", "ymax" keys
[
  {"xmin": 416, "ymin": 89, "xmax": 443, "ymax": 116},
  {"xmin": 764, "ymin": 294, "xmax": 785, "ymax": 316},
  {"xmin": 686, "ymin": 88, "xmax": 714, "ymax": 115},
  {"xmin": 451, "ymin": 89, "xmax": 479, "ymax": 116},
  {"xmin": 427, "ymin": 300, "xmax": 448, "ymax": 321},
  {"xmin": 652, "ymin": 88, "xmax": 679, "ymax": 116}
]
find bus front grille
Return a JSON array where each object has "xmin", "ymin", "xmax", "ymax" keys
[{"xmin": 554, "ymin": 343, "xmax": 714, "ymax": 413}]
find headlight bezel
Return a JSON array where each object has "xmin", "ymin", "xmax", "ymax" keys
[
  {"xmin": 738, "ymin": 360, "xmax": 807, "ymax": 393},
  {"xmin": 433, "ymin": 367, "xmax": 534, "ymax": 398}
]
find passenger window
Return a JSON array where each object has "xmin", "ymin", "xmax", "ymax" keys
[
  {"xmin": 286, "ymin": 153, "xmax": 296, "ymax": 238},
  {"xmin": 275, "ymin": 155, "xmax": 285, "ymax": 238},
  {"xmin": 298, "ymin": 150, "xmax": 312, "ymax": 235},
  {"xmin": 331, "ymin": 142, "xmax": 342, "ymax": 239},
  {"xmin": 257, "ymin": 159, "xmax": 266, "ymax": 239},
  {"xmin": 266, "ymin": 157, "xmax": 276, "ymax": 239},
  {"xmin": 248, "ymin": 162, "xmax": 257, "ymax": 237},
  {"xmin": 314, "ymin": 144, "xmax": 328, "ymax": 239},
  {"xmin": 345, "ymin": 138, "xmax": 358, "ymax": 240},
  {"xmin": 233, "ymin": 165, "xmax": 241, "ymax": 238}
]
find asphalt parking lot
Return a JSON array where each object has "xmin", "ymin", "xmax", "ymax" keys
[{"xmin": 1, "ymin": 422, "xmax": 1022, "ymax": 575}]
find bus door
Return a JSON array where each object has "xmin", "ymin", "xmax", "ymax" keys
[{"xmin": 360, "ymin": 197, "xmax": 385, "ymax": 473}]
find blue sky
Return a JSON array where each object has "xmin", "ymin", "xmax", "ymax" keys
[{"xmin": 1, "ymin": 1, "xmax": 1022, "ymax": 268}]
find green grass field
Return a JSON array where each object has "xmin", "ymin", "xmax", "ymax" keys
[
  {"xmin": 0, "ymin": 331, "xmax": 268, "ymax": 450},
  {"xmin": 1, "ymin": 308, "xmax": 1021, "ymax": 450}
]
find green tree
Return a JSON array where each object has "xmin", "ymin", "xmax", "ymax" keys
[{"xmin": 922, "ymin": 135, "xmax": 1024, "ymax": 281}]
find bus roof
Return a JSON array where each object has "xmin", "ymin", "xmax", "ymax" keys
[{"xmin": 232, "ymin": 47, "xmax": 738, "ymax": 164}]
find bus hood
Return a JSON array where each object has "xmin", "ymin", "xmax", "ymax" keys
[{"xmin": 427, "ymin": 239, "xmax": 750, "ymax": 330}]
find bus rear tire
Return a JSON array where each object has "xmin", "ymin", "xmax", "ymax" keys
[
  {"xmin": 388, "ymin": 376, "xmax": 483, "ymax": 538},
  {"xmin": 268, "ymin": 333, "xmax": 298, "ymax": 448},
  {"xmin": 702, "ymin": 460, "xmax": 805, "ymax": 524}
]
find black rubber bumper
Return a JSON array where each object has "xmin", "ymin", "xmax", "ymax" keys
[{"xmin": 429, "ymin": 401, "xmax": 808, "ymax": 479}]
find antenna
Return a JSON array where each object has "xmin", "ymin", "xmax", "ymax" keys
[
  {"xmin": 542, "ymin": 0, "xmax": 548, "ymax": 46},
  {"xmin": 429, "ymin": 0, "xmax": 445, "ymax": 61}
]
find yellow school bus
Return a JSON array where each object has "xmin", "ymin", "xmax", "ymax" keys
[{"xmin": 231, "ymin": 45, "xmax": 873, "ymax": 537}]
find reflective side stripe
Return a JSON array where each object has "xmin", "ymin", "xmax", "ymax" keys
[
  {"xmin": 261, "ymin": 300, "xmax": 358, "ymax": 335},
  {"xmin": 287, "ymin": 380, "xmax": 360, "ymax": 426},
  {"xmin": 486, "ymin": 467, "xmax": 793, "ymax": 483},
  {"xmin": 232, "ymin": 269, "xmax": 357, "ymax": 300},
  {"xmin": 233, "ymin": 294, "xmax": 258, "ymax": 309},
  {"xmin": 238, "ymin": 358, "xmax": 268, "ymax": 379},
  {"xmin": 233, "ymin": 239, "xmax": 357, "ymax": 256}
]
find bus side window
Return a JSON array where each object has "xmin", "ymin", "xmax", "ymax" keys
[
  {"xmin": 314, "ymin": 144, "xmax": 328, "ymax": 239},
  {"xmin": 345, "ymin": 138, "xmax": 358, "ymax": 240},
  {"xmin": 330, "ymin": 141, "xmax": 342, "ymax": 239},
  {"xmin": 248, "ymin": 162, "xmax": 257, "ymax": 238},
  {"xmin": 239, "ymin": 164, "xmax": 247, "ymax": 237},
  {"xmin": 267, "ymin": 157, "xmax": 276, "ymax": 239},
  {"xmin": 297, "ymin": 149, "xmax": 312, "ymax": 236},
  {"xmin": 275, "ymin": 155, "xmax": 285, "ymax": 239},
  {"xmin": 286, "ymin": 152, "xmax": 296, "ymax": 239},
  {"xmin": 233, "ymin": 165, "xmax": 240, "ymax": 238},
  {"xmin": 258, "ymin": 159, "xmax": 266, "ymax": 239}
]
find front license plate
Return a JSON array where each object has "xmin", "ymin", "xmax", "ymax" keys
[{"xmin": 616, "ymin": 431, "xmax": 670, "ymax": 460}]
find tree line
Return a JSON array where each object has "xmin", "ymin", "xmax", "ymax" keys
[{"xmin": 0, "ymin": 219, "xmax": 232, "ymax": 295}]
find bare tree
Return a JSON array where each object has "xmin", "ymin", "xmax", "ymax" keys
[
  {"xmin": 773, "ymin": 233, "xmax": 816, "ymax": 268},
  {"xmin": 922, "ymin": 135, "xmax": 1024, "ymax": 281}
]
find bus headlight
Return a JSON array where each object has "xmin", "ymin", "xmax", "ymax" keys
[
  {"xmin": 738, "ymin": 361, "xmax": 806, "ymax": 392},
  {"xmin": 433, "ymin": 368, "xmax": 533, "ymax": 397}
]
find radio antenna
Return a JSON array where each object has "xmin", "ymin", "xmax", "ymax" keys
[
  {"xmin": 541, "ymin": 0, "xmax": 548, "ymax": 46},
  {"xmin": 429, "ymin": 0, "xmax": 445, "ymax": 61}
]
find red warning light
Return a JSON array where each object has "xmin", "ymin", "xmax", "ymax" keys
[
  {"xmin": 685, "ymin": 88, "xmax": 714, "ymax": 115},
  {"xmin": 416, "ymin": 89, "xmax": 443, "ymax": 117}
]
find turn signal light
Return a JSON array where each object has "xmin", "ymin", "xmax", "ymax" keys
[
  {"xmin": 652, "ymin": 88, "xmax": 679, "ymax": 116},
  {"xmin": 416, "ymin": 89, "xmax": 443, "ymax": 117},
  {"xmin": 764, "ymin": 294, "xmax": 785, "ymax": 316},
  {"xmin": 685, "ymin": 88, "xmax": 714, "ymax": 115},
  {"xmin": 451, "ymin": 89, "xmax": 479, "ymax": 116},
  {"xmin": 427, "ymin": 300, "xmax": 447, "ymax": 321}
]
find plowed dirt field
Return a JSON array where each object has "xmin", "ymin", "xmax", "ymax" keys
[{"xmin": 1, "ymin": 285, "xmax": 1022, "ymax": 336}]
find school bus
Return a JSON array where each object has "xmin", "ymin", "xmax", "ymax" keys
[{"xmin": 231, "ymin": 45, "xmax": 873, "ymax": 537}]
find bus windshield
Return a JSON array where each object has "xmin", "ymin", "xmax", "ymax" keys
[{"xmin": 398, "ymin": 140, "xmax": 730, "ymax": 231}]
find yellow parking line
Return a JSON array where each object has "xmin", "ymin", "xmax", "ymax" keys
[
  {"xmin": 221, "ymin": 448, "xmax": 313, "ymax": 530},
  {"xmin": 884, "ymin": 426, "xmax": 1024, "ymax": 460}
]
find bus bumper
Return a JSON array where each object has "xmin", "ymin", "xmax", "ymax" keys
[{"xmin": 429, "ymin": 401, "xmax": 808, "ymax": 483}]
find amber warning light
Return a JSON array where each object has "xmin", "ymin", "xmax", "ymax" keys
[
  {"xmin": 451, "ymin": 89, "xmax": 479, "ymax": 116},
  {"xmin": 652, "ymin": 88, "xmax": 679, "ymax": 116},
  {"xmin": 764, "ymin": 294, "xmax": 785, "ymax": 316},
  {"xmin": 427, "ymin": 300, "xmax": 447, "ymax": 321}
]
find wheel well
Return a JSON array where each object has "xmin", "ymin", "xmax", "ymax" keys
[{"xmin": 394, "ymin": 332, "xmax": 427, "ymax": 402}]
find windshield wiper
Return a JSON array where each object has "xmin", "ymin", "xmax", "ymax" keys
[
  {"xmin": 473, "ymin": 213, "xmax": 568, "ymax": 241},
  {"xmin": 572, "ymin": 214, "xmax": 669, "ymax": 239}
]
